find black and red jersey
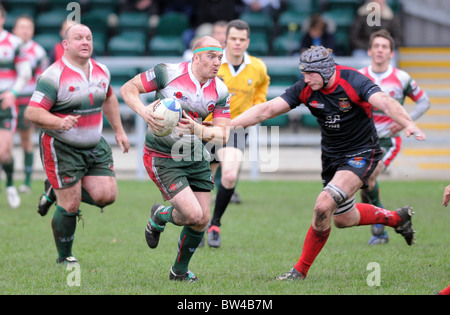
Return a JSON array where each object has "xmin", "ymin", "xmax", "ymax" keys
[{"xmin": 281, "ymin": 65, "xmax": 382, "ymax": 155}]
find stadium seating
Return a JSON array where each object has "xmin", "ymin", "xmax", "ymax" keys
[
  {"xmin": 117, "ymin": 11, "xmax": 150, "ymax": 33},
  {"xmin": 155, "ymin": 12, "xmax": 189, "ymax": 37},
  {"xmin": 33, "ymin": 33, "xmax": 60, "ymax": 53},
  {"xmin": 248, "ymin": 32, "xmax": 269, "ymax": 56},
  {"xmin": 81, "ymin": 8, "xmax": 112, "ymax": 34},
  {"xmin": 35, "ymin": 9, "xmax": 67, "ymax": 34},
  {"xmin": 272, "ymin": 33, "xmax": 302, "ymax": 56},
  {"xmin": 239, "ymin": 11, "xmax": 273, "ymax": 40},
  {"xmin": 108, "ymin": 31, "xmax": 146, "ymax": 56},
  {"xmin": 148, "ymin": 35, "xmax": 185, "ymax": 56},
  {"xmin": 277, "ymin": 10, "xmax": 308, "ymax": 35},
  {"xmin": 108, "ymin": 66, "xmax": 139, "ymax": 87}
]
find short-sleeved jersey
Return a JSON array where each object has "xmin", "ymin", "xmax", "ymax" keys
[
  {"xmin": 18, "ymin": 40, "xmax": 48, "ymax": 100},
  {"xmin": 205, "ymin": 51, "xmax": 270, "ymax": 121},
  {"xmin": 29, "ymin": 56, "xmax": 112, "ymax": 149},
  {"xmin": 359, "ymin": 65, "xmax": 425, "ymax": 138},
  {"xmin": 140, "ymin": 61, "xmax": 230, "ymax": 157},
  {"xmin": 281, "ymin": 65, "xmax": 381, "ymax": 155},
  {"xmin": 0, "ymin": 30, "xmax": 27, "ymax": 93}
]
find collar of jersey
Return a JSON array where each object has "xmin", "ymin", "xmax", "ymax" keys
[{"xmin": 61, "ymin": 55, "xmax": 93, "ymax": 82}]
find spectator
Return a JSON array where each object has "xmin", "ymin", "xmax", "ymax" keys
[
  {"xmin": 241, "ymin": 0, "xmax": 281, "ymax": 16},
  {"xmin": 350, "ymin": 0, "xmax": 402, "ymax": 59},
  {"xmin": 195, "ymin": 0, "xmax": 239, "ymax": 26},
  {"xmin": 300, "ymin": 14, "xmax": 337, "ymax": 55}
]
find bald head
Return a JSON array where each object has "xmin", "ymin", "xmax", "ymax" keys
[
  {"xmin": 192, "ymin": 36, "xmax": 222, "ymax": 53},
  {"xmin": 64, "ymin": 23, "xmax": 91, "ymax": 40}
]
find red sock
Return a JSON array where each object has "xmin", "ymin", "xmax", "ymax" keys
[
  {"xmin": 438, "ymin": 284, "xmax": 450, "ymax": 295},
  {"xmin": 356, "ymin": 203, "xmax": 401, "ymax": 227},
  {"xmin": 294, "ymin": 225, "xmax": 331, "ymax": 278}
]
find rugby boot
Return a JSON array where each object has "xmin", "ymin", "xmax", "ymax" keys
[
  {"xmin": 169, "ymin": 267, "xmax": 198, "ymax": 282},
  {"xmin": 145, "ymin": 203, "xmax": 165, "ymax": 249},
  {"xmin": 37, "ymin": 179, "xmax": 55, "ymax": 216},
  {"xmin": 394, "ymin": 206, "xmax": 415, "ymax": 245},
  {"xmin": 207, "ymin": 225, "xmax": 221, "ymax": 248},
  {"xmin": 276, "ymin": 267, "xmax": 305, "ymax": 281}
]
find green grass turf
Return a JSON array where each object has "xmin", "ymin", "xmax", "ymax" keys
[{"xmin": 0, "ymin": 179, "xmax": 449, "ymax": 295}]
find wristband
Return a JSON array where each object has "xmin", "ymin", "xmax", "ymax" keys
[{"xmin": 11, "ymin": 89, "xmax": 18, "ymax": 97}]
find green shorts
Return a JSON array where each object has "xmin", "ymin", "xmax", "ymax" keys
[
  {"xmin": 16, "ymin": 104, "xmax": 33, "ymax": 131},
  {"xmin": 40, "ymin": 132, "xmax": 115, "ymax": 189},
  {"xmin": 143, "ymin": 149, "xmax": 214, "ymax": 201},
  {"xmin": 0, "ymin": 101, "xmax": 16, "ymax": 131}
]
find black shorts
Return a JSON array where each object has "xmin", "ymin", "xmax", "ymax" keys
[{"xmin": 321, "ymin": 148, "xmax": 382, "ymax": 189}]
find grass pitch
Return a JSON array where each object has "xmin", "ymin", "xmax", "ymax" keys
[{"xmin": 0, "ymin": 179, "xmax": 449, "ymax": 295}]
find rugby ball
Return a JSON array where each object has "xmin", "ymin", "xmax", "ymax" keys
[{"xmin": 152, "ymin": 98, "xmax": 182, "ymax": 137}]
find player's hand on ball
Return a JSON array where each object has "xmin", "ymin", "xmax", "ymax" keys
[{"xmin": 144, "ymin": 99, "xmax": 164, "ymax": 133}]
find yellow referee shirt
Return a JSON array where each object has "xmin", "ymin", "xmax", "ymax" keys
[{"xmin": 206, "ymin": 50, "xmax": 270, "ymax": 121}]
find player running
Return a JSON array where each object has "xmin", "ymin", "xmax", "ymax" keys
[
  {"xmin": 359, "ymin": 29, "xmax": 431, "ymax": 244},
  {"xmin": 0, "ymin": 5, "xmax": 32, "ymax": 208},
  {"xmin": 120, "ymin": 36, "xmax": 231, "ymax": 282},
  {"xmin": 231, "ymin": 45, "xmax": 426, "ymax": 281},
  {"xmin": 12, "ymin": 14, "xmax": 49, "ymax": 194},
  {"xmin": 26, "ymin": 24, "xmax": 130, "ymax": 264}
]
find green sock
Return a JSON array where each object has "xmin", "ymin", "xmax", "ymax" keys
[
  {"xmin": 81, "ymin": 187, "xmax": 100, "ymax": 207},
  {"xmin": 173, "ymin": 226, "xmax": 205, "ymax": 274},
  {"xmin": 2, "ymin": 159, "xmax": 14, "ymax": 187},
  {"xmin": 24, "ymin": 151, "xmax": 33, "ymax": 187},
  {"xmin": 366, "ymin": 181, "xmax": 384, "ymax": 208},
  {"xmin": 154, "ymin": 205, "xmax": 175, "ymax": 225},
  {"xmin": 52, "ymin": 205, "xmax": 80, "ymax": 262}
]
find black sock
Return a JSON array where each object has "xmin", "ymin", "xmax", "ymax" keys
[{"xmin": 211, "ymin": 184, "xmax": 235, "ymax": 227}]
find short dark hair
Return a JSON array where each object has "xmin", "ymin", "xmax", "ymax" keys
[
  {"xmin": 0, "ymin": 4, "xmax": 6, "ymax": 19},
  {"xmin": 369, "ymin": 29, "xmax": 395, "ymax": 51},
  {"xmin": 13, "ymin": 14, "xmax": 34, "ymax": 28},
  {"xmin": 226, "ymin": 19, "xmax": 250, "ymax": 38}
]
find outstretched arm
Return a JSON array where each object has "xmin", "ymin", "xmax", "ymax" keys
[{"xmin": 368, "ymin": 91, "xmax": 426, "ymax": 140}]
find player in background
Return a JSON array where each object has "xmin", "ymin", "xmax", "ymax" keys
[
  {"xmin": 25, "ymin": 24, "xmax": 130, "ymax": 264},
  {"xmin": 438, "ymin": 184, "xmax": 450, "ymax": 295},
  {"xmin": 359, "ymin": 30, "xmax": 431, "ymax": 244},
  {"xmin": 203, "ymin": 19, "xmax": 270, "ymax": 247},
  {"xmin": 12, "ymin": 14, "xmax": 49, "ymax": 194},
  {"xmin": 231, "ymin": 46, "xmax": 426, "ymax": 281},
  {"xmin": 120, "ymin": 36, "xmax": 230, "ymax": 282},
  {"xmin": 0, "ymin": 4, "xmax": 32, "ymax": 208}
]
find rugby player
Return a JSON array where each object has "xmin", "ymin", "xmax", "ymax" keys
[
  {"xmin": 0, "ymin": 5, "xmax": 32, "ymax": 208},
  {"xmin": 12, "ymin": 14, "xmax": 49, "ymax": 194},
  {"xmin": 230, "ymin": 45, "xmax": 426, "ymax": 281},
  {"xmin": 25, "ymin": 24, "xmax": 130, "ymax": 264},
  {"xmin": 359, "ymin": 29, "xmax": 431, "ymax": 244},
  {"xmin": 120, "ymin": 36, "xmax": 231, "ymax": 282}
]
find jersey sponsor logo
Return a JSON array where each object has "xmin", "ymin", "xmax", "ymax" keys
[
  {"xmin": 309, "ymin": 100, "xmax": 324, "ymax": 109},
  {"xmin": 63, "ymin": 176, "xmax": 77, "ymax": 184},
  {"xmin": 325, "ymin": 115, "xmax": 340, "ymax": 129},
  {"xmin": 169, "ymin": 181, "xmax": 183, "ymax": 191},
  {"xmin": 174, "ymin": 91, "xmax": 188, "ymax": 102},
  {"xmin": 68, "ymin": 86, "xmax": 80, "ymax": 92},
  {"xmin": 348, "ymin": 157, "xmax": 366, "ymax": 169}
]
